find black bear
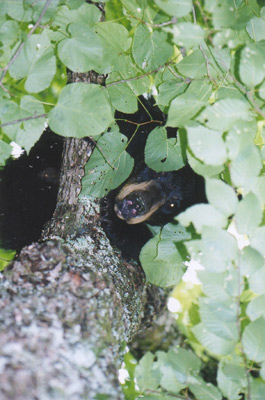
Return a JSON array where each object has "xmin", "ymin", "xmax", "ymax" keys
[{"xmin": 100, "ymin": 97, "xmax": 206, "ymax": 260}]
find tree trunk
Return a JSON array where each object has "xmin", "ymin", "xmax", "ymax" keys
[{"xmin": 0, "ymin": 74, "xmax": 167, "ymax": 399}]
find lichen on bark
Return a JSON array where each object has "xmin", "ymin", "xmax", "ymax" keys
[{"xmin": 0, "ymin": 133, "xmax": 167, "ymax": 400}]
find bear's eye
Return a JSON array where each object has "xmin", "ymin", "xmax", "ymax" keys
[{"xmin": 161, "ymin": 202, "xmax": 177, "ymax": 214}]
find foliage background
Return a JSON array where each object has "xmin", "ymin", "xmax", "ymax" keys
[{"xmin": 1, "ymin": 0, "xmax": 265, "ymax": 399}]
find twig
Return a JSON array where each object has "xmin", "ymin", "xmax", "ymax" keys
[
  {"xmin": 199, "ymin": 43, "xmax": 217, "ymax": 86},
  {"xmin": 232, "ymin": 76, "xmax": 265, "ymax": 120},
  {"xmin": 192, "ymin": 5, "xmax": 217, "ymax": 86},
  {"xmin": 235, "ymin": 260, "xmax": 251, "ymax": 400},
  {"xmin": 116, "ymin": 119, "xmax": 163, "ymax": 126},
  {"xmin": 146, "ymin": 389, "xmax": 191, "ymax": 399},
  {"xmin": 0, "ymin": 0, "xmax": 53, "ymax": 91},
  {"xmin": 166, "ymin": 64, "xmax": 191, "ymax": 83},
  {"xmin": 0, "ymin": 113, "xmax": 47, "ymax": 128},
  {"xmin": 206, "ymin": 40, "xmax": 265, "ymax": 120},
  {"xmin": 105, "ymin": 64, "xmax": 166, "ymax": 88},
  {"xmin": 194, "ymin": 1, "xmax": 210, "ymax": 28},
  {"xmin": 192, "ymin": 4, "xmax": 197, "ymax": 24},
  {"xmin": 128, "ymin": 14, "xmax": 177, "ymax": 28}
]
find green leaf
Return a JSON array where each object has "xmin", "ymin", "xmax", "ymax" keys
[
  {"xmin": 167, "ymin": 81, "xmax": 211, "ymax": 127},
  {"xmin": 199, "ymin": 267, "xmax": 239, "ymax": 299},
  {"xmin": 197, "ymin": 270, "xmax": 230, "ymax": 301},
  {"xmin": 240, "ymin": 246, "xmax": 264, "ymax": 278},
  {"xmin": 206, "ymin": 178, "xmax": 238, "ymax": 217},
  {"xmin": 190, "ymin": 379, "xmax": 222, "ymax": 400},
  {"xmin": 251, "ymin": 379, "xmax": 265, "ymax": 400},
  {"xmin": 154, "ymin": 0, "xmax": 192, "ymax": 17},
  {"xmin": 239, "ymin": 43, "xmax": 265, "ymax": 87},
  {"xmin": 171, "ymin": 22, "xmax": 205, "ymax": 50},
  {"xmin": 201, "ymin": 226, "xmax": 238, "ymax": 273},
  {"xmin": 230, "ymin": 144, "xmax": 262, "ymax": 186},
  {"xmin": 106, "ymin": 55, "xmax": 149, "ymax": 113},
  {"xmin": 212, "ymin": 0, "xmax": 255, "ymax": 30},
  {"xmin": 217, "ymin": 360, "xmax": 247, "ymax": 400},
  {"xmin": 140, "ymin": 233, "xmax": 184, "ymax": 287},
  {"xmin": 7, "ymin": 0, "xmax": 32, "ymax": 21},
  {"xmin": 82, "ymin": 131, "xmax": 134, "ymax": 197},
  {"xmin": 107, "ymin": 82, "xmax": 138, "ymax": 114},
  {"xmin": 192, "ymin": 322, "xmax": 235, "ymax": 356},
  {"xmin": 242, "ymin": 317, "xmax": 265, "ymax": 362},
  {"xmin": 48, "ymin": 83, "xmax": 113, "ymax": 138},
  {"xmin": 157, "ymin": 79, "xmax": 188, "ymax": 107},
  {"xmin": 137, "ymin": 395, "xmax": 172, "ymax": 400},
  {"xmin": 0, "ymin": 140, "xmax": 12, "ymax": 165},
  {"xmin": 132, "ymin": 25, "xmax": 172, "ymax": 72},
  {"xmin": 120, "ymin": 0, "xmax": 147, "ymax": 17},
  {"xmin": 197, "ymin": 98, "xmax": 253, "ymax": 132},
  {"xmin": 52, "ymin": 3, "xmax": 101, "ymax": 34},
  {"xmin": 246, "ymin": 16, "xmax": 265, "ymax": 41},
  {"xmin": 235, "ymin": 192, "xmax": 263, "ymax": 235},
  {"xmin": 247, "ymin": 176, "xmax": 265, "ymax": 206},
  {"xmin": 259, "ymin": 79, "xmax": 265, "ymax": 100},
  {"xmin": 250, "ymin": 226, "xmax": 265, "ymax": 257},
  {"xmin": 94, "ymin": 22, "xmax": 132, "ymax": 73},
  {"xmin": 167, "ymin": 95, "xmax": 205, "ymax": 127},
  {"xmin": 225, "ymin": 119, "xmax": 257, "ymax": 160},
  {"xmin": 145, "ymin": 127, "xmax": 185, "ymax": 172},
  {"xmin": 178, "ymin": 204, "xmax": 227, "ymax": 233},
  {"xmin": 30, "ymin": 0, "xmax": 61, "ymax": 24},
  {"xmin": 1, "ymin": 96, "xmax": 46, "ymax": 152},
  {"xmin": 186, "ymin": 125, "xmax": 227, "ymax": 166},
  {"xmin": 58, "ymin": 23, "xmax": 104, "ymax": 73},
  {"xmin": 0, "ymin": 20, "xmax": 19, "ymax": 46},
  {"xmin": 248, "ymin": 266, "xmax": 265, "ymax": 295},
  {"xmin": 247, "ymin": 295, "xmax": 265, "ymax": 321},
  {"xmin": 213, "ymin": 27, "xmax": 250, "ymax": 50},
  {"xmin": 9, "ymin": 31, "xmax": 56, "ymax": 93},
  {"xmin": 186, "ymin": 151, "xmax": 224, "ymax": 178},
  {"xmin": 96, "ymin": 21, "xmax": 131, "ymax": 53},
  {"xmin": 177, "ymin": 50, "xmax": 207, "ymax": 79},
  {"xmin": 199, "ymin": 297, "xmax": 238, "ymax": 341},
  {"xmin": 157, "ymin": 348, "xmax": 201, "ymax": 393},
  {"xmin": 135, "ymin": 352, "xmax": 160, "ymax": 392},
  {"xmin": 160, "ymin": 222, "xmax": 191, "ymax": 242}
]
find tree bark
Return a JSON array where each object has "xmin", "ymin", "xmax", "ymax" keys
[{"xmin": 0, "ymin": 80, "xmax": 167, "ymax": 398}]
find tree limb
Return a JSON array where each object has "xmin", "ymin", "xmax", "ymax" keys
[{"xmin": 0, "ymin": 73, "xmax": 167, "ymax": 400}]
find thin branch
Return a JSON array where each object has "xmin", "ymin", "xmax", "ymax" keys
[
  {"xmin": 199, "ymin": 43, "xmax": 218, "ymax": 86},
  {"xmin": 0, "ymin": 113, "xmax": 47, "ymax": 128},
  {"xmin": 206, "ymin": 40, "xmax": 265, "ymax": 120},
  {"xmin": 93, "ymin": 118, "xmax": 164, "ymax": 171},
  {"xmin": 231, "ymin": 76, "xmax": 265, "ymax": 120},
  {"xmin": 192, "ymin": 4, "xmax": 197, "ymax": 24},
  {"xmin": 116, "ymin": 119, "xmax": 163, "ymax": 127},
  {"xmin": 235, "ymin": 260, "xmax": 251, "ymax": 400},
  {"xmin": 0, "ymin": 0, "xmax": 53, "ymax": 90},
  {"xmin": 128, "ymin": 14, "xmax": 177, "ymax": 28},
  {"xmin": 146, "ymin": 389, "xmax": 191, "ymax": 400},
  {"xmin": 192, "ymin": 5, "xmax": 217, "ymax": 86},
  {"xmin": 105, "ymin": 64, "xmax": 166, "ymax": 88},
  {"xmin": 166, "ymin": 64, "xmax": 191, "ymax": 83}
]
